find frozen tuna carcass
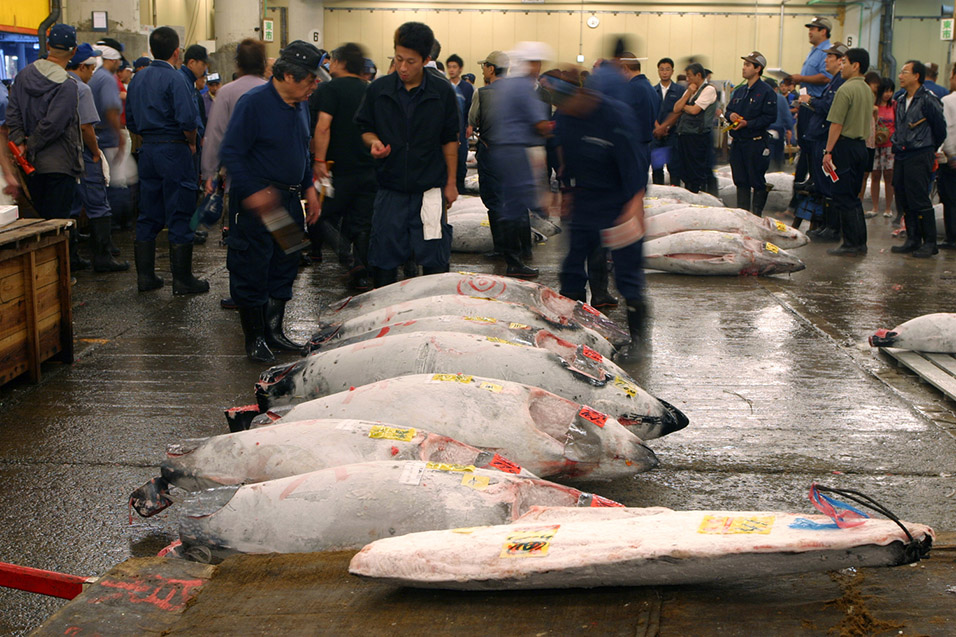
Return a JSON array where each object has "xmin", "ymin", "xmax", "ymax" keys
[
  {"xmin": 256, "ymin": 331, "xmax": 688, "ymax": 441},
  {"xmin": 350, "ymin": 506, "xmax": 934, "ymax": 590},
  {"xmin": 306, "ymin": 294, "xmax": 616, "ymax": 357},
  {"xmin": 306, "ymin": 313, "xmax": 615, "ymax": 359},
  {"xmin": 645, "ymin": 184, "xmax": 722, "ymax": 206},
  {"xmin": 644, "ymin": 231, "xmax": 806, "ymax": 276},
  {"xmin": 129, "ymin": 418, "xmax": 535, "ymax": 517},
  {"xmin": 717, "ymin": 173, "xmax": 793, "ymax": 213},
  {"xmin": 869, "ymin": 313, "xmax": 956, "ymax": 353},
  {"xmin": 258, "ymin": 374, "xmax": 659, "ymax": 480},
  {"xmin": 645, "ymin": 206, "xmax": 808, "ymax": 249},
  {"xmin": 177, "ymin": 461, "xmax": 622, "ymax": 563},
  {"xmin": 324, "ymin": 272, "xmax": 629, "ymax": 347}
]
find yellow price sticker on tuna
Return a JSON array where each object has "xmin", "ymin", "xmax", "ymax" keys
[
  {"xmin": 486, "ymin": 337, "xmax": 524, "ymax": 347},
  {"xmin": 500, "ymin": 525, "xmax": 560, "ymax": 558},
  {"xmin": 612, "ymin": 375, "xmax": 638, "ymax": 398},
  {"xmin": 426, "ymin": 462, "xmax": 476, "ymax": 473},
  {"xmin": 464, "ymin": 316, "xmax": 497, "ymax": 324},
  {"xmin": 461, "ymin": 473, "xmax": 491, "ymax": 490},
  {"xmin": 773, "ymin": 221, "xmax": 787, "ymax": 232},
  {"xmin": 457, "ymin": 271, "xmax": 479, "ymax": 276},
  {"xmin": 480, "ymin": 221, "xmax": 491, "ymax": 227},
  {"xmin": 508, "ymin": 322, "xmax": 531, "ymax": 330},
  {"xmin": 764, "ymin": 242, "xmax": 779, "ymax": 254},
  {"xmin": 368, "ymin": 425, "xmax": 416, "ymax": 442},
  {"xmin": 431, "ymin": 373, "xmax": 474, "ymax": 384},
  {"xmin": 698, "ymin": 515, "xmax": 775, "ymax": 535},
  {"xmin": 479, "ymin": 381, "xmax": 503, "ymax": 393}
]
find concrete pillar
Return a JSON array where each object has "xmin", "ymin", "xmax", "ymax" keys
[
  {"xmin": 215, "ymin": 0, "xmax": 262, "ymax": 50},
  {"xmin": 67, "ymin": 0, "xmax": 140, "ymax": 32},
  {"xmin": 287, "ymin": 0, "xmax": 324, "ymax": 49}
]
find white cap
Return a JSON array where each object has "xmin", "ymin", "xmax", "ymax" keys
[
  {"xmin": 512, "ymin": 41, "xmax": 554, "ymax": 63},
  {"xmin": 95, "ymin": 45, "xmax": 122, "ymax": 61}
]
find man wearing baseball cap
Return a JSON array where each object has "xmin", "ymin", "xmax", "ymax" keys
[
  {"xmin": 788, "ymin": 17, "xmax": 833, "ymax": 188},
  {"xmin": 726, "ymin": 51, "xmax": 779, "ymax": 216},
  {"xmin": 219, "ymin": 40, "xmax": 323, "ymax": 362},
  {"xmin": 6, "ymin": 24, "xmax": 83, "ymax": 230},
  {"xmin": 798, "ymin": 41, "xmax": 847, "ymax": 241}
]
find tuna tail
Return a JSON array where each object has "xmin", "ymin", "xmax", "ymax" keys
[
  {"xmin": 302, "ymin": 323, "xmax": 343, "ymax": 355},
  {"xmin": 869, "ymin": 329, "xmax": 899, "ymax": 348},
  {"xmin": 224, "ymin": 404, "xmax": 261, "ymax": 432},
  {"xmin": 255, "ymin": 359, "xmax": 307, "ymax": 412},
  {"xmin": 129, "ymin": 477, "xmax": 174, "ymax": 518},
  {"xmin": 618, "ymin": 398, "xmax": 690, "ymax": 440}
]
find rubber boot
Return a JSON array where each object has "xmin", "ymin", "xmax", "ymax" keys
[
  {"xmin": 134, "ymin": 240, "xmax": 164, "ymax": 291},
  {"xmin": 587, "ymin": 247, "xmax": 617, "ymax": 309},
  {"xmin": 814, "ymin": 198, "xmax": 841, "ymax": 242},
  {"xmin": 559, "ymin": 289, "xmax": 587, "ymax": 302},
  {"xmin": 616, "ymin": 297, "xmax": 649, "ymax": 364},
  {"xmin": 402, "ymin": 258, "xmax": 419, "ymax": 279},
  {"xmin": 169, "ymin": 242, "xmax": 210, "ymax": 295},
  {"xmin": 502, "ymin": 219, "xmax": 538, "ymax": 278},
  {"xmin": 422, "ymin": 265, "xmax": 450, "ymax": 275},
  {"xmin": 752, "ymin": 188, "xmax": 769, "ymax": 218},
  {"xmin": 372, "ymin": 267, "xmax": 398, "ymax": 289},
  {"xmin": 238, "ymin": 305, "xmax": 275, "ymax": 363},
  {"xmin": 912, "ymin": 209, "xmax": 938, "ymax": 258},
  {"xmin": 736, "ymin": 187, "xmax": 752, "ymax": 213},
  {"xmin": 264, "ymin": 298, "xmax": 303, "ymax": 351},
  {"xmin": 90, "ymin": 217, "xmax": 130, "ymax": 272},
  {"xmin": 350, "ymin": 231, "xmax": 372, "ymax": 290},
  {"xmin": 891, "ymin": 211, "xmax": 921, "ymax": 253},
  {"xmin": 485, "ymin": 208, "xmax": 505, "ymax": 258},
  {"xmin": 518, "ymin": 215, "xmax": 534, "ymax": 261},
  {"xmin": 69, "ymin": 226, "xmax": 91, "ymax": 271}
]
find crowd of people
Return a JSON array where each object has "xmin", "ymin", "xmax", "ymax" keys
[{"xmin": 3, "ymin": 18, "xmax": 956, "ymax": 362}]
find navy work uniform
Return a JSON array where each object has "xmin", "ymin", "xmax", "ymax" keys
[
  {"xmin": 803, "ymin": 70, "xmax": 845, "ymax": 240},
  {"xmin": 554, "ymin": 90, "xmax": 648, "ymax": 352},
  {"xmin": 355, "ymin": 69, "xmax": 460, "ymax": 285},
  {"xmin": 726, "ymin": 54, "xmax": 779, "ymax": 216},
  {"xmin": 126, "ymin": 58, "xmax": 204, "ymax": 293},
  {"xmin": 651, "ymin": 79, "xmax": 685, "ymax": 186},
  {"xmin": 469, "ymin": 80, "xmax": 505, "ymax": 254}
]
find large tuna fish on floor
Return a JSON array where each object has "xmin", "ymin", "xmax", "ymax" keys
[
  {"xmin": 869, "ymin": 313, "xmax": 956, "ymax": 353},
  {"xmin": 645, "ymin": 184, "xmax": 722, "ymax": 206},
  {"xmin": 323, "ymin": 273, "xmax": 629, "ymax": 347},
  {"xmin": 177, "ymin": 460, "xmax": 621, "ymax": 563},
  {"xmin": 645, "ymin": 206, "xmax": 808, "ymax": 249},
  {"xmin": 350, "ymin": 505, "xmax": 934, "ymax": 590},
  {"xmin": 644, "ymin": 231, "xmax": 806, "ymax": 276},
  {"xmin": 305, "ymin": 294, "xmax": 615, "ymax": 357},
  {"xmin": 718, "ymin": 173, "xmax": 793, "ymax": 213},
  {"xmin": 250, "ymin": 374, "xmax": 659, "ymax": 480},
  {"xmin": 256, "ymin": 331, "xmax": 688, "ymax": 441},
  {"xmin": 129, "ymin": 418, "xmax": 536, "ymax": 517},
  {"xmin": 643, "ymin": 198, "xmax": 690, "ymax": 216},
  {"xmin": 306, "ymin": 314, "xmax": 615, "ymax": 358}
]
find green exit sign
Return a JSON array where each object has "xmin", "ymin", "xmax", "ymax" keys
[{"xmin": 943, "ymin": 18, "xmax": 954, "ymax": 41}]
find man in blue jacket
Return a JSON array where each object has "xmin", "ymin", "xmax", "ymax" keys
[
  {"xmin": 651, "ymin": 57, "xmax": 685, "ymax": 186},
  {"xmin": 355, "ymin": 22, "xmax": 460, "ymax": 287}
]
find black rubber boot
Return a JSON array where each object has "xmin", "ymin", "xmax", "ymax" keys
[
  {"xmin": 587, "ymin": 247, "xmax": 617, "ymax": 309},
  {"xmin": 814, "ymin": 198, "xmax": 841, "ymax": 242},
  {"xmin": 402, "ymin": 259, "xmax": 419, "ymax": 279},
  {"xmin": 372, "ymin": 267, "xmax": 398, "ymax": 289},
  {"xmin": 486, "ymin": 207, "xmax": 505, "ymax": 257},
  {"xmin": 90, "ymin": 217, "xmax": 130, "ymax": 272},
  {"xmin": 169, "ymin": 242, "xmax": 210, "ymax": 295},
  {"xmin": 518, "ymin": 215, "xmax": 534, "ymax": 261},
  {"xmin": 134, "ymin": 240, "xmax": 164, "ymax": 291},
  {"xmin": 264, "ymin": 298, "xmax": 303, "ymax": 351},
  {"xmin": 735, "ymin": 187, "xmax": 752, "ymax": 213},
  {"xmin": 422, "ymin": 265, "xmax": 450, "ymax": 275},
  {"xmin": 616, "ymin": 297, "xmax": 649, "ymax": 363},
  {"xmin": 912, "ymin": 209, "xmax": 938, "ymax": 258},
  {"xmin": 69, "ymin": 226, "xmax": 91, "ymax": 271},
  {"xmin": 238, "ymin": 305, "xmax": 275, "ymax": 363},
  {"xmin": 559, "ymin": 289, "xmax": 587, "ymax": 302},
  {"xmin": 891, "ymin": 211, "xmax": 921, "ymax": 253},
  {"xmin": 502, "ymin": 219, "xmax": 538, "ymax": 278},
  {"xmin": 752, "ymin": 188, "xmax": 769, "ymax": 218}
]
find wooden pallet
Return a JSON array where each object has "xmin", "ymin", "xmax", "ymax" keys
[{"xmin": 879, "ymin": 347, "xmax": 956, "ymax": 402}]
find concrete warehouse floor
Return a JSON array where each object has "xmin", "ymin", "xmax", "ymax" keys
[{"xmin": 1, "ymin": 198, "xmax": 955, "ymax": 635}]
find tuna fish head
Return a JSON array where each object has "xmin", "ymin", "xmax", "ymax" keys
[
  {"xmin": 762, "ymin": 217, "xmax": 810, "ymax": 249},
  {"xmin": 618, "ymin": 398, "xmax": 689, "ymax": 440},
  {"xmin": 739, "ymin": 238, "xmax": 806, "ymax": 276},
  {"xmin": 256, "ymin": 358, "xmax": 314, "ymax": 411},
  {"xmin": 868, "ymin": 329, "xmax": 899, "ymax": 348}
]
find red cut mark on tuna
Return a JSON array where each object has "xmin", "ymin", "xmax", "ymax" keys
[
  {"xmin": 487, "ymin": 454, "xmax": 522, "ymax": 474},
  {"xmin": 375, "ymin": 327, "xmax": 391, "ymax": 338},
  {"xmin": 578, "ymin": 405, "xmax": 608, "ymax": 428},
  {"xmin": 330, "ymin": 296, "xmax": 354, "ymax": 312},
  {"xmin": 581, "ymin": 303, "xmax": 601, "ymax": 316},
  {"xmin": 278, "ymin": 475, "xmax": 309, "ymax": 500},
  {"xmin": 457, "ymin": 276, "xmax": 505, "ymax": 298}
]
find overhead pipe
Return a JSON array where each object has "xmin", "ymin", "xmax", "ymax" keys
[
  {"xmin": 880, "ymin": 0, "xmax": 896, "ymax": 77},
  {"xmin": 37, "ymin": 0, "xmax": 63, "ymax": 58}
]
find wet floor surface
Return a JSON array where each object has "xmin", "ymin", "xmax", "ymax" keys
[{"xmin": 1, "ymin": 204, "xmax": 955, "ymax": 634}]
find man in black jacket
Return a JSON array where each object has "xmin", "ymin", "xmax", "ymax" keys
[
  {"xmin": 355, "ymin": 22, "xmax": 460, "ymax": 287},
  {"xmin": 890, "ymin": 60, "xmax": 947, "ymax": 258}
]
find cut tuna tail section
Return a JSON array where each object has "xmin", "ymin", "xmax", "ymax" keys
[
  {"xmin": 129, "ymin": 476, "xmax": 174, "ymax": 518},
  {"xmin": 619, "ymin": 398, "xmax": 689, "ymax": 438},
  {"xmin": 302, "ymin": 322, "xmax": 343, "ymax": 354},
  {"xmin": 869, "ymin": 329, "xmax": 898, "ymax": 348}
]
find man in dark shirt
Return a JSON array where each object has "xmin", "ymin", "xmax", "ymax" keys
[
  {"xmin": 355, "ymin": 22, "xmax": 460, "ymax": 287},
  {"xmin": 651, "ymin": 57, "xmax": 685, "ymax": 186},
  {"xmin": 313, "ymin": 42, "xmax": 376, "ymax": 291},
  {"xmin": 726, "ymin": 51, "xmax": 779, "ymax": 216},
  {"xmin": 221, "ymin": 41, "xmax": 322, "ymax": 361},
  {"xmin": 126, "ymin": 26, "xmax": 205, "ymax": 294},
  {"xmin": 446, "ymin": 53, "xmax": 474, "ymax": 194}
]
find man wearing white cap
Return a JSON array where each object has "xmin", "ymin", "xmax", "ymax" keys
[{"xmin": 788, "ymin": 17, "xmax": 833, "ymax": 188}]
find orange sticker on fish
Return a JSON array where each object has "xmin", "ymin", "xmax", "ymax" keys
[
  {"xmin": 486, "ymin": 454, "xmax": 522, "ymax": 474},
  {"xmin": 579, "ymin": 345, "xmax": 602, "ymax": 362},
  {"xmin": 578, "ymin": 405, "xmax": 608, "ymax": 427}
]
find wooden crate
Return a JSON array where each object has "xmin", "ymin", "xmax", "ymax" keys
[{"xmin": 0, "ymin": 219, "xmax": 73, "ymax": 385}]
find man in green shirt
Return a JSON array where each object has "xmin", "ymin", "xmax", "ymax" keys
[{"xmin": 822, "ymin": 48, "xmax": 872, "ymax": 255}]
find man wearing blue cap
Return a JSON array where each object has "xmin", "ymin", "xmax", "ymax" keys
[
  {"xmin": 220, "ymin": 40, "xmax": 323, "ymax": 362},
  {"xmin": 67, "ymin": 43, "xmax": 129, "ymax": 272},
  {"xmin": 126, "ymin": 26, "xmax": 206, "ymax": 294},
  {"xmin": 6, "ymin": 24, "xmax": 86, "ymax": 267}
]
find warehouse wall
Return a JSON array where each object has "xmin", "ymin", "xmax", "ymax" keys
[
  {"xmin": 322, "ymin": 1, "xmax": 842, "ymax": 84},
  {"xmin": 892, "ymin": 0, "xmax": 951, "ymax": 76}
]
